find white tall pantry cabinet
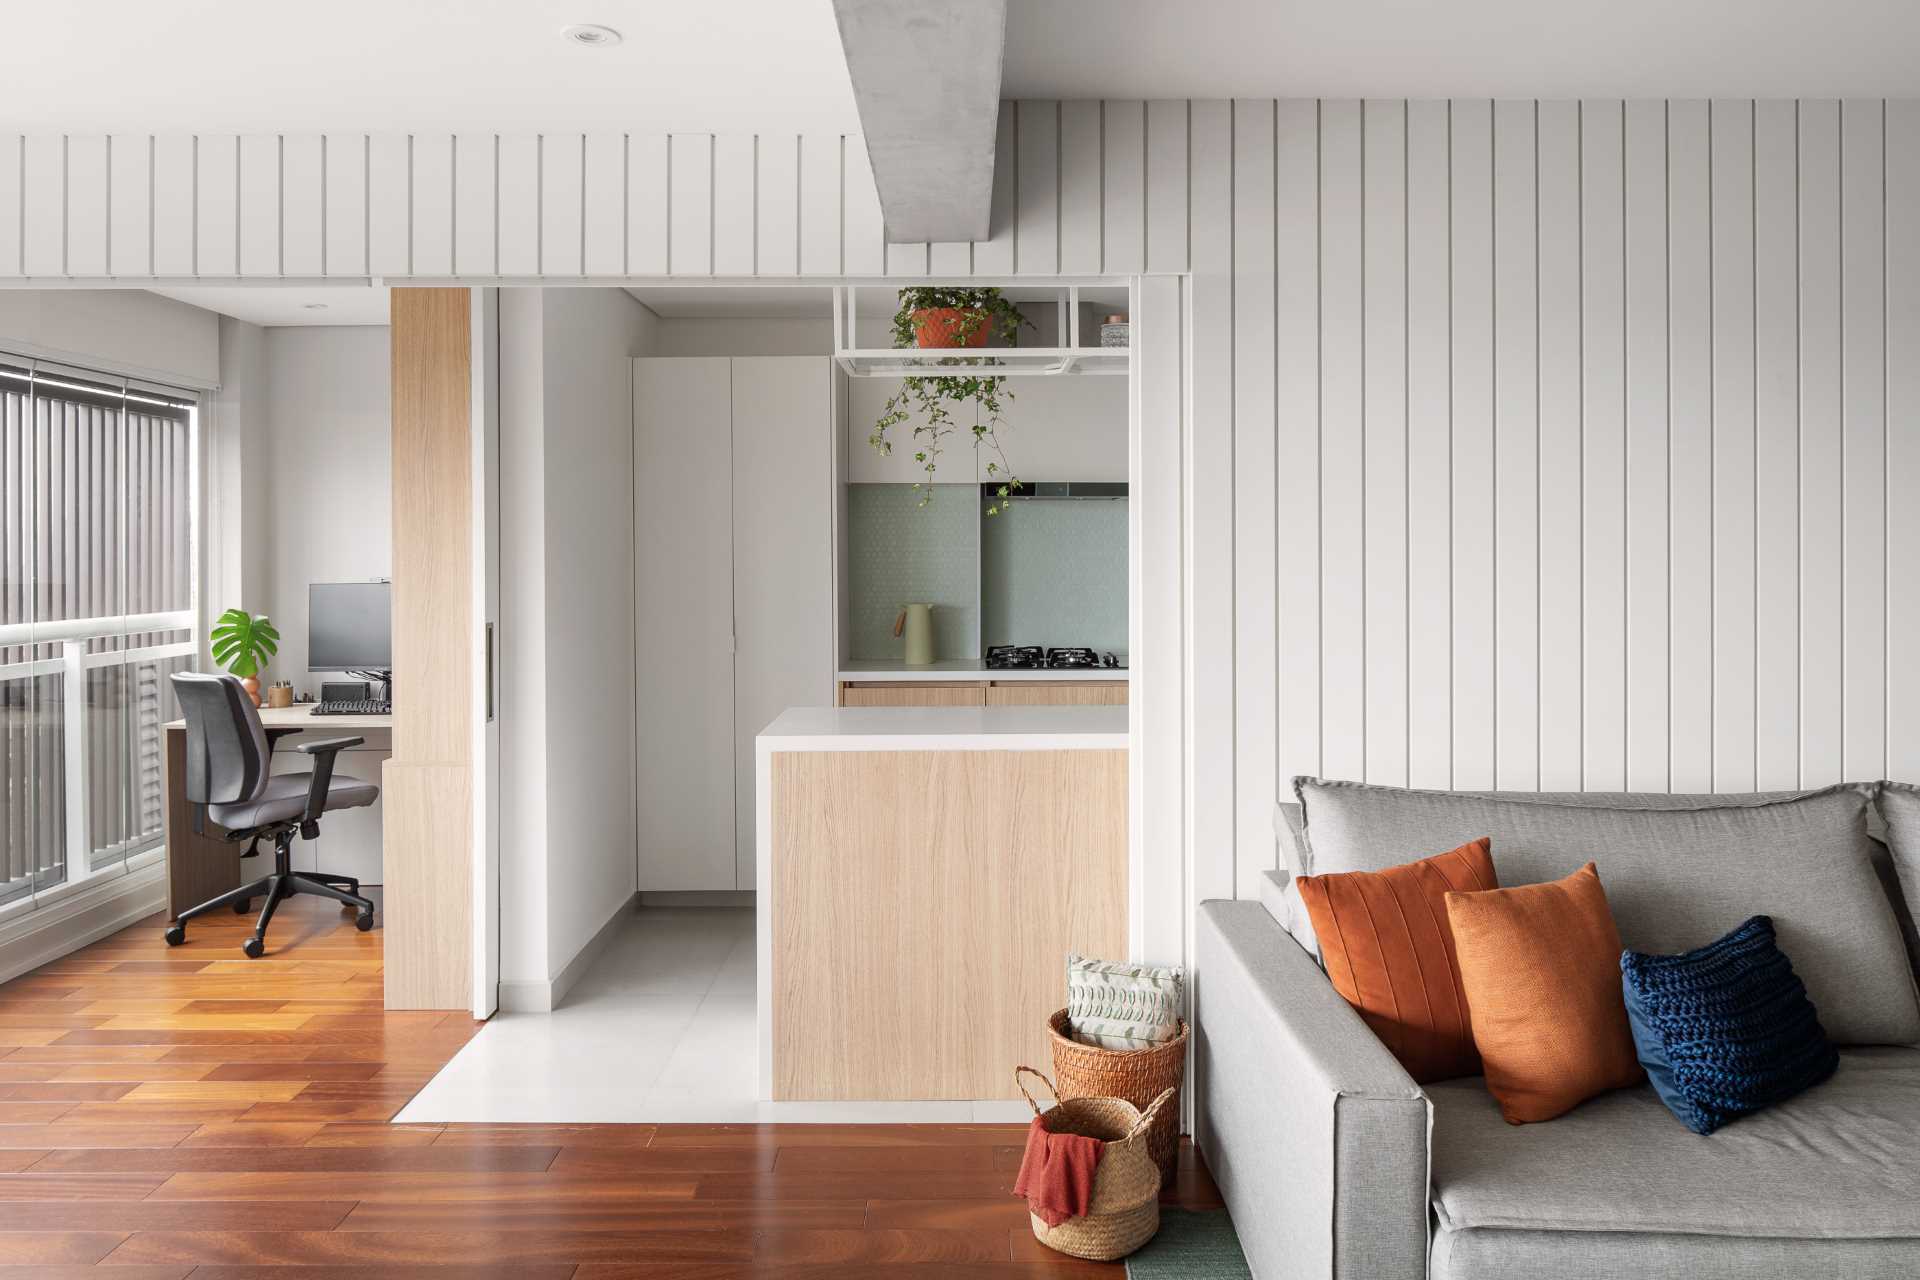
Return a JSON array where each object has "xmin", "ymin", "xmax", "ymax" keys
[{"xmin": 632, "ymin": 357, "xmax": 841, "ymax": 891}]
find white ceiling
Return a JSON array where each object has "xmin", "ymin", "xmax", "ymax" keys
[
  {"xmin": 149, "ymin": 287, "xmax": 392, "ymax": 327},
  {"xmin": 11, "ymin": 2, "xmax": 1916, "ymax": 141},
  {"xmin": 2, "ymin": 1, "xmax": 859, "ymax": 134},
  {"xmin": 1004, "ymin": 0, "xmax": 1920, "ymax": 99}
]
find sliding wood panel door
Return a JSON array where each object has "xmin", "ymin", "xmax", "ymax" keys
[{"xmin": 384, "ymin": 287, "xmax": 475, "ymax": 1010}]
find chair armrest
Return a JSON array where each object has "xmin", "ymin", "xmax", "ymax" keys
[
  {"xmin": 292, "ymin": 736, "xmax": 366, "ymax": 756},
  {"xmin": 292, "ymin": 737, "xmax": 365, "ymax": 825},
  {"xmin": 1195, "ymin": 901, "xmax": 1430, "ymax": 1280}
]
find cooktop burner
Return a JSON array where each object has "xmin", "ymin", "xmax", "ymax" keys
[{"xmin": 985, "ymin": 645, "xmax": 1127, "ymax": 671}]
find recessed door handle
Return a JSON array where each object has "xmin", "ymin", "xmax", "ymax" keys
[{"xmin": 484, "ymin": 622, "xmax": 495, "ymax": 722}]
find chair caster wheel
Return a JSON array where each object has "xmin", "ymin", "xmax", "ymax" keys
[
  {"xmin": 241, "ymin": 937, "xmax": 265, "ymax": 959},
  {"xmin": 355, "ymin": 910, "xmax": 375, "ymax": 933},
  {"xmin": 164, "ymin": 924, "xmax": 185, "ymax": 947},
  {"xmin": 233, "ymin": 898, "xmax": 251, "ymax": 914}
]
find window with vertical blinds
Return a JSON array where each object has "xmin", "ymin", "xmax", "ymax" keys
[{"xmin": 0, "ymin": 359, "xmax": 197, "ymax": 906}]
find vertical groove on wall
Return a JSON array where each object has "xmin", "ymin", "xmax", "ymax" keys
[
  {"xmin": 1315, "ymin": 100, "xmax": 1325, "ymax": 775},
  {"xmin": 1575, "ymin": 101, "xmax": 1585, "ymax": 788},
  {"xmin": 1794, "ymin": 100, "xmax": 1803, "ymax": 787},
  {"xmin": 1617, "ymin": 102, "xmax": 1627, "ymax": 787},
  {"xmin": 1532, "ymin": 100, "xmax": 1541, "ymax": 790},
  {"xmin": 1446, "ymin": 101, "xmax": 1456, "ymax": 788},
  {"xmin": 1664, "ymin": 100, "xmax": 1673, "ymax": 789},
  {"xmin": 1707, "ymin": 105, "xmax": 1717, "ymax": 787}
]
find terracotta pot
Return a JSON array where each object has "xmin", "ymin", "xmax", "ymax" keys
[
  {"xmin": 911, "ymin": 307, "xmax": 992, "ymax": 349},
  {"xmin": 241, "ymin": 675, "xmax": 261, "ymax": 707}
]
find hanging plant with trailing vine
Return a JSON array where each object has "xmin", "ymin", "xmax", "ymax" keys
[{"xmin": 868, "ymin": 287, "xmax": 1032, "ymax": 515}]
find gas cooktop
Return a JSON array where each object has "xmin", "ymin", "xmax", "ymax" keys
[{"xmin": 984, "ymin": 645, "xmax": 1127, "ymax": 671}]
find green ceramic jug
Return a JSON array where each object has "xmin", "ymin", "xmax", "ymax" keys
[{"xmin": 896, "ymin": 603, "xmax": 934, "ymax": 665}]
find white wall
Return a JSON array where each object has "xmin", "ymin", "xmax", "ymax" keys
[
  {"xmin": 498, "ymin": 287, "xmax": 658, "ymax": 1001},
  {"xmin": 646, "ymin": 316, "xmax": 832, "ymax": 357},
  {"xmin": 0, "ymin": 289, "xmax": 219, "ymax": 387},
  {"xmin": 1165, "ymin": 98, "xmax": 1920, "ymax": 901},
  {"xmin": 259, "ymin": 327, "xmax": 393, "ymax": 692},
  {"xmin": 203, "ymin": 316, "xmax": 270, "ymax": 641},
  {"xmin": 497, "ymin": 289, "xmax": 550, "ymax": 991}
]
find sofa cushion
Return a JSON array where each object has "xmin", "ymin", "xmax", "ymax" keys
[
  {"xmin": 1270, "ymin": 790, "xmax": 1816, "ymax": 961},
  {"xmin": 1447, "ymin": 863, "xmax": 1644, "ymax": 1121},
  {"xmin": 1870, "ymin": 782, "xmax": 1920, "ymax": 975},
  {"xmin": 1428, "ymin": 1046, "xmax": 1920, "ymax": 1244},
  {"xmin": 1296, "ymin": 838, "xmax": 1497, "ymax": 1083},
  {"xmin": 1255, "ymin": 868, "xmax": 1321, "ymax": 962},
  {"xmin": 1431, "ymin": 1224, "xmax": 1920, "ymax": 1280},
  {"xmin": 1294, "ymin": 779, "xmax": 1920, "ymax": 1045},
  {"xmin": 1621, "ymin": 914, "xmax": 1839, "ymax": 1134}
]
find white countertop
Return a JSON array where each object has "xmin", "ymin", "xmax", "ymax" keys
[
  {"xmin": 758, "ymin": 704, "xmax": 1128, "ymax": 751},
  {"xmin": 837, "ymin": 659, "xmax": 1129, "ymax": 682}
]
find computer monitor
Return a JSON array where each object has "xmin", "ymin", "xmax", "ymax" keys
[{"xmin": 308, "ymin": 581, "xmax": 392, "ymax": 676}]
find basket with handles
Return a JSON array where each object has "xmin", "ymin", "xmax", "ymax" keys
[{"xmin": 1015, "ymin": 1065, "xmax": 1175, "ymax": 1262}]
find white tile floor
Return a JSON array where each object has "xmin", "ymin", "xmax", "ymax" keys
[{"xmin": 397, "ymin": 906, "xmax": 1034, "ymax": 1124}]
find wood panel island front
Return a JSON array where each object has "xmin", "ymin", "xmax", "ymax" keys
[{"xmin": 754, "ymin": 705, "xmax": 1129, "ymax": 1101}]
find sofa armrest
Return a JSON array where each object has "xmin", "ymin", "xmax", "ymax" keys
[{"xmin": 1196, "ymin": 900, "xmax": 1430, "ymax": 1280}]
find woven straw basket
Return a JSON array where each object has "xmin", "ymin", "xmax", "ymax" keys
[
  {"xmin": 1015, "ymin": 1066, "xmax": 1176, "ymax": 1262},
  {"xmin": 1047, "ymin": 1008, "xmax": 1188, "ymax": 1186}
]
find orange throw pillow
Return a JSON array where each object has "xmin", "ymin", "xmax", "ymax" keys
[
  {"xmin": 1445, "ymin": 862, "xmax": 1645, "ymax": 1123},
  {"xmin": 1295, "ymin": 837, "xmax": 1497, "ymax": 1082}
]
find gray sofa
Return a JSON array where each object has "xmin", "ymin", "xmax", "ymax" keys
[{"xmin": 1195, "ymin": 780, "xmax": 1920, "ymax": 1280}]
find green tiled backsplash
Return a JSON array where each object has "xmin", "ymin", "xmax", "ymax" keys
[
  {"xmin": 846, "ymin": 485, "xmax": 979, "ymax": 660},
  {"xmin": 982, "ymin": 498, "xmax": 1128, "ymax": 652},
  {"xmin": 847, "ymin": 485, "xmax": 1129, "ymax": 661}
]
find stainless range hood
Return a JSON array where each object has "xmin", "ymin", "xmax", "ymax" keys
[{"xmin": 979, "ymin": 481, "xmax": 1129, "ymax": 501}]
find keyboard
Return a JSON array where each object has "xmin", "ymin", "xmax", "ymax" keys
[{"xmin": 312, "ymin": 699, "xmax": 392, "ymax": 716}]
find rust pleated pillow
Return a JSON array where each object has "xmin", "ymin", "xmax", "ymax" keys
[
  {"xmin": 1294, "ymin": 837, "xmax": 1497, "ymax": 1083},
  {"xmin": 1445, "ymin": 862, "xmax": 1645, "ymax": 1124}
]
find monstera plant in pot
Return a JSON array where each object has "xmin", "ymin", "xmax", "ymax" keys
[
  {"xmin": 870, "ymin": 287, "xmax": 1032, "ymax": 514},
  {"xmin": 210, "ymin": 609, "xmax": 279, "ymax": 707}
]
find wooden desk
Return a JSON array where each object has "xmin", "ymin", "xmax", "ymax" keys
[{"xmin": 162, "ymin": 706, "xmax": 394, "ymax": 919}]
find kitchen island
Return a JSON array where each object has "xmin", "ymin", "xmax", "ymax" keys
[{"xmin": 755, "ymin": 704, "xmax": 1128, "ymax": 1101}]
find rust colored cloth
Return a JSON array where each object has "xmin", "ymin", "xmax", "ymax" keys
[
  {"xmin": 1013, "ymin": 1116, "xmax": 1103, "ymax": 1227},
  {"xmin": 1446, "ymin": 861, "xmax": 1646, "ymax": 1124},
  {"xmin": 1295, "ymin": 836, "xmax": 1499, "ymax": 1082}
]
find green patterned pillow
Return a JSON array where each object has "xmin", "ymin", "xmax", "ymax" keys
[{"xmin": 1066, "ymin": 954, "xmax": 1184, "ymax": 1050}]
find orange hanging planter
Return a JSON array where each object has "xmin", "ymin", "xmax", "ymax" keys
[{"xmin": 911, "ymin": 307, "xmax": 992, "ymax": 349}]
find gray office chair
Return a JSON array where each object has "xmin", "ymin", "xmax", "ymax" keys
[{"xmin": 166, "ymin": 672, "xmax": 378, "ymax": 957}]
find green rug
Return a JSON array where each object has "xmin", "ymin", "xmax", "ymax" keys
[{"xmin": 1126, "ymin": 1208, "xmax": 1252, "ymax": 1278}]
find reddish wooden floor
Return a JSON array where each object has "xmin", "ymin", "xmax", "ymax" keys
[{"xmin": 0, "ymin": 894, "xmax": 1221, "ymax": 1276}]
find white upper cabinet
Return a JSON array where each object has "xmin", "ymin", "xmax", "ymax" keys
[{"xmin": 845, "ymin": 373, "xmax": 1127, "ymax": 485}]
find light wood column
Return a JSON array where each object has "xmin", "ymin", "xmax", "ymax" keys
[{"xmin": 383, "ymin": 288, "xmax": 474, "ymax": 1010}]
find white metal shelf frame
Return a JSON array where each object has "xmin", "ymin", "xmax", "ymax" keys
[{"xmin": 831, "ymin": 284, "xmax": 1131, "ymax": 377}]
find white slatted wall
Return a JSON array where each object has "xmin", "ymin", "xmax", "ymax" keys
[{"xmin": 4, "ymin": 101, "xmax": 1915, "ymax": 908}]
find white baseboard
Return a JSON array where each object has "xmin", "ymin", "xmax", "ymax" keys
[
  {"xmin": 497, "ymin": 890, "xmax": 638, "ymax": 1014},
  {"xmin": 0, "ymin": 863, "xmax": 167, "ymax": 985},
  {"xmin": 636, "ymin": 890, "xmax": 755, "ymax": 908}
]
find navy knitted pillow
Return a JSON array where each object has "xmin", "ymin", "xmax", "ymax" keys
[{"xmin": 1619, "ymin": 915, "xmax": 1838, "ymax": 1135}]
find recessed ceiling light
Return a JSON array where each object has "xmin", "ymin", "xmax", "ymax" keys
[
  {"xmin": 302, "ymin": 303, "xmax": 329, "ymax": 311},
  {"xmin": 561, "ymin": 23, "xmax": 622, "ymax": 48}
]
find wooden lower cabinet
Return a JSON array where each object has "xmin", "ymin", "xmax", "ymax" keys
[
  {"xmin": 839, "ymin": 682, "xmax": 987, "ymax": 707},
  {"xmin": 838, "ymin": 680, "xmax": 1128, "ymax": 707},
  {"xmin": 987, "ymin": 681, "xmax": 1128, "ymax": 707},
  {"xmin": 771, "ymin": 747, "xmax": 1128, "ymax": 1099}
]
